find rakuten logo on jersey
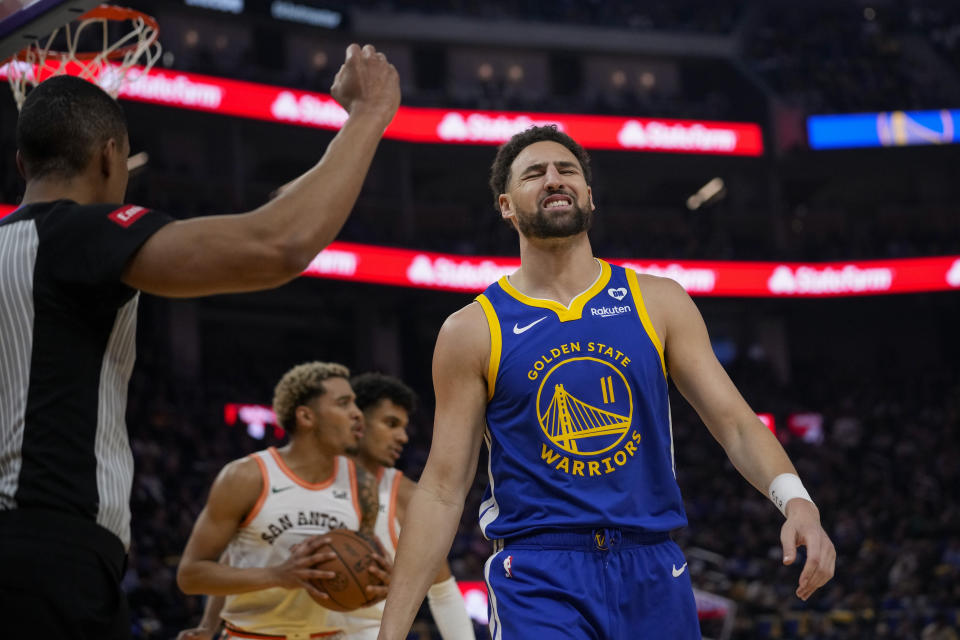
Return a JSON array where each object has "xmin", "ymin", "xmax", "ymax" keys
[
  {"xmin": 115, "ymin": 70, "xmax": 224, "ymax": 109},
  {"xmin": 304, "ymin": 249, "xmax": 358, "ymax": 277},
  {"xmin": 271, "ymin": 91, "xmax": 348, "ymax": 127},
  {"xmin": 621, "ymin": 262, "xmax": 718, "ymax": 293},
  {"xmin": 617, "ymin": 121, "xmax": 738, "ymax": 153},
  {"xmin": 437, "ymin": 112, "xmax": 565, "ymax": 143},
  {"xmin": 947, "ymin": 259, "xmax": 960, "ymax": 287},
  {"xmin": 406, "ymin": 254, "xmax": 515, "ymax": 290},
  {"xmin": 767, "ymin": 265, "xmax": 893, "ymax": 295}
]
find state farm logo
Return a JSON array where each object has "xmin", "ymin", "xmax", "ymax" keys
[
  {"xmin": 437, "ymin": 112, "xmax": 565, "ymax": 143},
  {"xmin": 617, "ymin": 120, "xmax": 738, "ymax": 153},
  {"xmin": 406, "ymin": 254, "xmax": 515, "ymax": 290},
  {"xmin": 767, "ymin": 265, "xmax": 893, "ymax": 295},
  {"xmin": 620, "ymin": 262, "xmax": 717, "ymax": 293},
  {"xmin": 947, "ymin": 259, "xmax": 960, "ymax": 288},
  {"xmin": 115, "ymin": 69, "xmax": 224, "ymax": 109},
  {"xmin": 271, "ymin": 91, "xmax": 348, "ymax": 128},
  {"xmin": 304, "ymin": 249, "xmax": 358, "ymax": 277}
]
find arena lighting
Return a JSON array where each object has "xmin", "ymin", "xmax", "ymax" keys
[
  {"xmin": 756, "ymin": 413, "xmax": 776, "ymax": 434},
  {"xmin": 0, "ymin": 205, "xmax": 957, "ymax": 297},
  {"xmin": 224, "ymin": 403, "xmax": 283, "ymax": 439},
  {"xmin": 0, "ymin": 62, "xmax": 765, "ymax": 155},
  {"xmin": 269, "ymin": 1, "xmax": 342, "ymax": 28},
  {"xmin": 686, "ymin": 177, "xmax": 726, "ymax": 210},
  {"xmin": 184, "ymin": 0, "xmax": 243, "ymax": 14}
]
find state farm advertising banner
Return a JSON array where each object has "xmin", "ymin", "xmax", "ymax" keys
[
  {"xmin": 0, "ymin": 62, "xmax": 763, "ymax": 155},
  {"xmin": 304, "ymin": 243, "xmax": 960, "ymax": 298},
  {"xmin": 0, "ymin": 204, "xmax": 956, "ymax": 296}
]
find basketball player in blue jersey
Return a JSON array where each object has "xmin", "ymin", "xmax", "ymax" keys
[{"xmin": 379, "ymin": 125, "xmax": 836, "ymax": 640}]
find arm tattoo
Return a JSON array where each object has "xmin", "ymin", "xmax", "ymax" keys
[{"xmin": 354, "ymin": 464, "xmax": 381, "ymax": 549}]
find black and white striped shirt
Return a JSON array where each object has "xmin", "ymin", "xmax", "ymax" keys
[{"xmin": 0, "ymin": 200, "xmax": 172, "ymax": 549}]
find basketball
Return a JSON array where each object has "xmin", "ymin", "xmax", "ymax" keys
[{"xmin": 310, "ymin": 529, "xmax": 384, "ymax": 612}]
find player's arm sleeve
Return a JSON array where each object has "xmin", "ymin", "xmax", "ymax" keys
[
  {"xmin": 427, "ymin": 576, "xmax": 475, "ymax": 640},
  {"xmin": 43, "ymin": 203, "xmax": 174, "ymax": 288}
]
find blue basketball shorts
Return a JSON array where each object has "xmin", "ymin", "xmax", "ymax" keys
[{"xmin": 484, "ymin": 529, "xmax": 701, "ymax": 640}]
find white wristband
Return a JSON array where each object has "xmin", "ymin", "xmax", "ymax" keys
[
  {"xmin": 768, "ymin": 473, "xmax": 813, "ymax": 516},
  {"xmin": 427, "ymin": 576, "xmax": 474, "ymax": 640}
]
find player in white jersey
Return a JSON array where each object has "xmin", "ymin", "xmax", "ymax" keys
[
  {"xmin": 176, "ymin": 362, "xmax": 389, "ymax": 640},
  {"xmin": 179, "ymin": 373, "xmax": 473, "ymax": 640}
]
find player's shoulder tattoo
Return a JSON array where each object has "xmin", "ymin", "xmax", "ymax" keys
[{"xmin": 354, "ymin": 463, "xmax": 380, "ymax": 540}]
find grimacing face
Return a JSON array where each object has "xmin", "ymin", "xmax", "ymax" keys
[
  {"xmin": 501, "ymin": 140, "xmax": 595, "ymax": 239},
  {"xmin": 358, "ymin": 398, "xmax": 410, "ymax": 468}
]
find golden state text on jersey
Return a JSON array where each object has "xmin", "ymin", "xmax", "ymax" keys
[{"xmin": 475, "ymin": 261, "xmax": 687, "ymax": 539}]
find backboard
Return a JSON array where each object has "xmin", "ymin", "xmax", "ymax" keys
[{"xmin": 0, "ymin": 0, "xmax": 99, "ymax": 61}]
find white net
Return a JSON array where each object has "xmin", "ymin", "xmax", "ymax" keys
[{"xmin": 5, "ymin": 6, "xmax": 161, "ymax": 109}]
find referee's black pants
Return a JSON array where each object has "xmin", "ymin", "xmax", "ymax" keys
[{"xmin": 0, "ymin": 509, "xmax": 130, "ymax": 639}]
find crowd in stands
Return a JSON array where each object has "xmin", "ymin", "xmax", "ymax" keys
[
  {"xmin": 119, "ymin": 307, "xmax": 960, "ymax": 638},
  {"xmin": 349, "ymin": 0, "xmax": 742, "ymax": 34},
  {"xmin": 746, "ymin": 2, "xmax": 960, "ymax": 114}
]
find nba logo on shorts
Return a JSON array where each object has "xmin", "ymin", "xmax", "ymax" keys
[{"xmin": 503, "ymin": 555, "xmax": 513, "ymax": 578}]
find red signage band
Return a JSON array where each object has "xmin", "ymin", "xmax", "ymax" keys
[
  {"xmin": 305, "ymin": 242, "xmax": 960, "ymax": 298},
  {"xmin": 0, "ymin": 62, "xmax": 764, "ymax": 155},
  {"xmin": 1, "ymin": 204, "xmax": 957, "ymax": 297}
]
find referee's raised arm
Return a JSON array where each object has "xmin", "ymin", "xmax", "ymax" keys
[{"xmin": 123, "ymin": 43, "xmax": 400, "ymax": 297}]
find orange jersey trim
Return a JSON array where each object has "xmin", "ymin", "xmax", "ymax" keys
[
  {"xmin": 239, "ymin": 454, "xmax": 269, "ymax": 528},
  {"xmin": 268, "ymin": 446, "xmax": 337, "ymax": 490},
  {"xmin": 388, "ymin": 471, "xmax": 402, "ymax": 550},
  {"xmin": 348, "ymin": 458, "xmax": 362, "ymax": 524}
]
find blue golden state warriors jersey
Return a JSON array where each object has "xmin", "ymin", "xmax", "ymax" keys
[{"xmin": 475, "ymin": 260, "xmax": 687, "ymax": 539}]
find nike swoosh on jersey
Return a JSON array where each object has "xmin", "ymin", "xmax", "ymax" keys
[
  {"xmin": 271, "ymin": 486, "xmax": 294, "ymax": 494},
  {"xmin": 513, "ymin": 316, "xmax": 547, "ymax": 334},
  {"xmin": 672, "ymin": 562, "xmax": 688, "ymax": 577}
]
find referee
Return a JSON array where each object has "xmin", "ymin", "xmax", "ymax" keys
[{"xmin": 0, "ymin": 44, "xmax": 398, "ymax": 640}]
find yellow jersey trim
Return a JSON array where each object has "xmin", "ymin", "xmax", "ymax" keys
[
  {"xmin": 475, "ymin": 294, "xmax": 502, "ymax": 401},
  {"xmin": 497, "ymin": 259, "xmax": 611, "ymax": 322},
  {"xmin": 625, "ymin": 269, "xmax": 666, "ymax": 379}
]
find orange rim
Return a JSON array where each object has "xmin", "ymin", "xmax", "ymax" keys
[{"xmin": 12, "ymin": 4, "xmax": 159, "ymax": 62}]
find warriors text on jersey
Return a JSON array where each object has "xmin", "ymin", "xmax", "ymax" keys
[
  {"xmin": 221, "ymin": 447, "xmax": 362, "ymax": 635},
  {"xmin": 475, "ymin": 260, "xmax": 687, "ymax": 539}
]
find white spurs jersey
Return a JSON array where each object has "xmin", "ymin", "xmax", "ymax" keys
[
  {"xmin": 221, "ymin": 447, "xmax": 362, "ymax": 636},
  {"xmin": 325, "ymin": 467, "xmax": 403, "ymax": 638}
]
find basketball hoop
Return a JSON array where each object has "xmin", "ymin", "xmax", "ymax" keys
[{"xmin": 5, "ymin": 4, "xmax": 161, "ymax": 110}]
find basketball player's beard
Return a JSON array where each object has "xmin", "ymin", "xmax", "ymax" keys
[
  {"xmin": 516, "ymin": 200, "xmax": 593, "ymax": 239},
  {"xmin": 344, "ymin": 445, "xmax": 360, "ymax": 456}
]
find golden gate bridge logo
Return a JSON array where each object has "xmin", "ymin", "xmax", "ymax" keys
[{"xmin": 537, "ymin": 357, "xmax": 633, "ymax": 456}]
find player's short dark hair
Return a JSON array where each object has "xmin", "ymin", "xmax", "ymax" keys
[
  {"xmin": 16, "ymin": 75, "xmax": 128, "ymax": 180},
  {"xmin": 488, "ymin": 125, "xmax": 592, "ymax": 211},
  {"xmin": 350, "ymin": 373, "xmax": 418, "ymax": 415}
]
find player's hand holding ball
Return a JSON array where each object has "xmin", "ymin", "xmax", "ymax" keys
[
  {"xmin": 298, "ymin": 529, "xmax": 391, "ymax": 611},
  {"xmin": 270, "ymin": 535, "xmax": 338, "ymax": 605},
  {"xmin": 331, "ymin": 43, "xmax": 400, "ymax": 126}
]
